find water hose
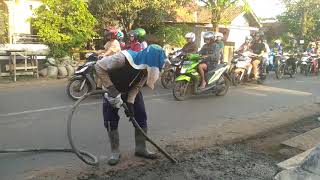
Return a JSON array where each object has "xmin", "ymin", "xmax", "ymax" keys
[{"xmin": 0, "ymin": 90, "xmax": 177, "ymax": 166}]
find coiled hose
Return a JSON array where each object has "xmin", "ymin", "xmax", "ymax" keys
[{"xmin": 0, "ymin": 90, "xmax": 177, "ymax": 166}]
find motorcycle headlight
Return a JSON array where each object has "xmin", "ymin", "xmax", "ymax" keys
[
  {"xmin": 180, "ymin": 67, "xmax": 187, "ymax": 74},
  {"xmin": 75, "ymin": 66, "xmax": 88, "ymax": 74},
  {"xmin": 85, "ymin": 52, "xmax": 93, "ymax": 59}
]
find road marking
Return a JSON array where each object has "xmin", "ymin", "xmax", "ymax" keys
[{"xmin": 0, "ymin": 93, "xmax": 172, "ymax": 118}]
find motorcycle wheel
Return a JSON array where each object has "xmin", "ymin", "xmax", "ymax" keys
[
  {"xmin": 305, "ymin": 65, "xmax": 311, "ymax": 76},
  {"xmin": 161, "ymin": 70, "xmax": 175, "ymax": 89},
  {"xmin": 173, "ymin": 81, "xmax": 190, "ymax": 101},
  {"xmin": 289, "ymin": 65, "xmax": 297, "ymax": 78},
  {"xmin": 231, "ymin": 72, "xmax": 241, "ymax": 86},
  {"xmin": 216, "ymin": 75, "xmax": 230, "ymax": 96},
  {"xmin": 275, "ymin": 64, "xmax": 284, "ymax": 79},
  {"xmin": 67, "ymin": 77, "xmax": 90, "ymax": 100}
]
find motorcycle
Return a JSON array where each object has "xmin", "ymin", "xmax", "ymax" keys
[
  {"xmin": 172, "ymin": 54, "xmax": 231, "ymax": 101},
  {"xmin": 275, "ymin": 53, "xmax": 298, "ymax": 79},
  {"xmin": 229, "ymin": 52, "xmax": 253, "ymax": 86},
  {"xmin": 66, "ymin": 52, "xmax": 100, "ymax": 100},
  {"xmin": 229, "ymin": 52, "xmax": 266, "ymax": 85},
  {"xmin": 300, "ymin": 52, "xmax": 319, "ymax": 76},
  {"xmin": 161, "ymin": 51, "xmax": 183, "ymax": 89}
]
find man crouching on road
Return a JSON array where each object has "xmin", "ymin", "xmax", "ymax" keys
[{"xmin": 95, "ymin": 44, "xmax": 166, "ymax": 166}]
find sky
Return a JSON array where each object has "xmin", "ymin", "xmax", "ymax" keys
[{"xmin": 247, "ymin": 0, "xmax": 286, "ymax": 18}]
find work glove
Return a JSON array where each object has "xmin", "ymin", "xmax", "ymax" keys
[
  {"xmin": 124, "ymin": 103, "xmax": 135, "ymax": 117},
  {"xmin": 104, "ymin": 93, "xmax": 123, "ymax": 109}
]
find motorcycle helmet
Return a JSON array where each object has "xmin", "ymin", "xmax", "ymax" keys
[
  {"xmin": 245, "ymin": 35, "xmax": 252, "ymax": 42},
  {"xmin": 128, "ymin": 30, "xmax": 138, "ymax": 40},
  {"xmin": 274, "ymin": 39, "xmax": 281, "ymax": 45},
  {"xmin": 185, "ymin": 32, "xmax": 195, "ymax": 42},
  {"xmin": 135, "ymin": 28, "xmax": 146, "ymax": 40},
  {"xmin": 117, "ymin": 31, "xmax": 124, "ymax": 40},
  {"xmin": 203, "ymin": 31, "xmax": 215, "ymax": 43},
  {"xmin": 104, "ymin": 26, "xmax": 118, "ymax": 39},
  {"xmin": 215, "ymin": 32, "xmax": 224, "ymax": 38}
]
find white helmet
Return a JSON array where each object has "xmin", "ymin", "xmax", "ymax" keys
[
  {"xmin": 245, "ymin": 35, "xmax": 252, "ymax": 41},
  {"xmin": 203, "ymin": 31, "xmax": 215, "ymax": 40},
  {"xmin": 185, "ymin": 32, "xmax": 195, "ymax": 42},
  {"xmin": 274, "ymin": 39, "xmax": 281, "ymax": 45},
  {"xmin": 215, "ymin": 32, "xmax": 224, "ymax": 38}
]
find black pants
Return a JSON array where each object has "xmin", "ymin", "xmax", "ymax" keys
[{"xmin": 102, "ymin": 91, "xmax": 147, "ymax": 131}]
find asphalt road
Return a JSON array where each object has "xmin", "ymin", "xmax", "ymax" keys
[{"xmin": 0, "ymin": 74, "xmax": 319, "ymax": 180}]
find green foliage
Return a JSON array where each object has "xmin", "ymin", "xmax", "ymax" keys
[
  {"xmin": 279, "ymin": 0, "xmax": 320, "ymax": 42},
  {"xmin": 154, "ymin": 24, "xmax": 191, "ymax": 47},
  {"xmin": 199, "ymin": 0, "xmax": 243, "ymax": 30},
  {"xmin": 32, "ymin": 0, "xmax": 96, "ymax": 59},
  {"xmin": 0, "ymin": 2, "xmax": 8, "ymax": 44},
  {"xmin": 88, "ymin": 0, "xmax": 188, "ymax": 33}
]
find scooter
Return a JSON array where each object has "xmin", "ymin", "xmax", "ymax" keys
[
  {"xmin": 161, "ymin": 51, "xmax": 183, "ymax": 89},
  {"xmin": 66, "ymin": 53, "xmax": 100, "ymax": 100},
  {"xmin": 172, "ymin": 54, "xmax": 231, "ymax": 101},
  {"xmin": 275, "ymin": 52, "xmax": 298, "ymax": 79},
  {"xmin": 229, "ymin": 51, "xmax": 253, "ymax": 86}
]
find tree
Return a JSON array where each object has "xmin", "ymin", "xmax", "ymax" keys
[
  {"xmin": 88, "ymin": 0, "xmax": 187, "ymax": 33},
  {"xmin": 199, "ymin": 0, "xmax": 250, "ymax": 31},
  {"xmin": 278, "ymin": 0, "xmax": 320, "ymax": 42},
  {"xmin": 32, "ymin": 0, "xmax": 96, "ymax": 59},
  {"xmin": 0, "ymin": 1, "xmax": 8, "ymax": 44}
]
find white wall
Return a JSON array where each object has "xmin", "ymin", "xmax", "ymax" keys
[
  {"xmin": 5, "ymin": 0, "xmax": 42, "ymax": 42},
  {"xmin": 226, "ymin": 14, "xmax": 251, "ymax": 50}
]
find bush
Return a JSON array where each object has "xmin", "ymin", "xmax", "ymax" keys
[
  {"xmin": 32, "ymin": 0, "xmax": 96, "ymax": 60},
  {"xmin": 154, "ymin": 24, "xmax": 191, "ymax": 47}
]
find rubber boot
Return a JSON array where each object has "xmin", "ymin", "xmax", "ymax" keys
[
  {"xmin": 134, "ymin": 128, "xmax": 158, "ymax": 159},
  {"xmin": 107, "ymin": 129, "xmax": 120, "ymax": 165}
]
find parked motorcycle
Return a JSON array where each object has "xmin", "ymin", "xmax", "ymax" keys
[
  {"xmin": 172, "ymin": 54, "xmax": 231, "ymax": 101},
  {"xmin": 275, "ymin": 53, "xmax": 298, "ymax": 79},
  {"xmin": 161, "ymin": 51, "xmax": 183, "ymax": 89},
  {"xmin": 66, "ymin": 52, "xmax": 100, "ymax": 100}
]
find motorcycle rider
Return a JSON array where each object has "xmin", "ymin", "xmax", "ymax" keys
[
  {"xmin": 95, "ymin": 44, "xmax": 166, "ymax": 166},
  {"xmin": 236, "ymin": 35, "xmax": 252, "ymax": 53},
  {"xmin": 117, "ymin": 31, "xmax": 126, "ymax": 50},
  {"xmin": 250, "ymin": 31, "xmax": 267, "ymax": 80},
  {"xmin": 180, "ymin": 32, "xmax": 198, "ymax": 54},
  {"xmin": 234, "ymin": 36, "xmax": 253, "ymax": 75},
  {"xmin": 306, "ymin": 42, "xmax": 317, "ymax": 54},
  {"xmin": 135, "ymin": 28, "xmax": 148, "ymax": 50},
  {"xmin": 198, "ymin": 32, "xmax": 221, "ymax": 89},
  {"xmin": 215, "ymin": 32, "xmax": 225, "ymax": 63},
  {"xmin": 126, "ymin": 30, "xmax": 142, "ymax": 52},
  {"xmin": 97, "ymin": 27, "xmax": 121, "ymax": 57}
]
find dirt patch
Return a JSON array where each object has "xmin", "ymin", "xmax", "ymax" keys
[
  {"xmin": 99, "ymin": 145, "xmax": 280, "ymax": 180},
  {"xmin": 83, "ymin": 115, "xmax": 320, "ymax": 180},
  {"xmin": 28, "ymin": 105, "xmax": 320, "ymax": 180}
]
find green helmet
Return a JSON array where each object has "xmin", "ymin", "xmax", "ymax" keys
[{"xmin": 134, "ymin": 28, "xmax": 146, "ymax": 40}]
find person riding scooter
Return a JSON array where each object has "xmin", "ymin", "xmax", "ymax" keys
[
  {"xmin": 97, "ymin": 27, "xmax": 121, "ymax": 57},
  {"xmin": 234, "ymin": 36, "xmax": 253, "ymax": 76},
  {"xmin": 250, "ymin": 31, "xmax": 267, "ymax": 80},
  {"xmin": 198, "ymin": 32, "xmax": 221, "ymax": 89},
  {"xmin": 135, "ymin": 28, "xmax": 148, "ymax": 50},
  {"xmin": 95, "ymin": 44, "xmax": 166, "ymax": 166},
  {"xmin": 215, "ymin": 32, "xmax": 225, "ymax": 64},
  {"xmin": 180, "ymin": 32, "xmax": 198, "ymax": 54},
  {"xmin": 117, "ymin": 31, "xmax": 126, "ymax": 50},
  {"xmin": 126, "ymin": 30, "xmax": 142, "ymax": 52}
]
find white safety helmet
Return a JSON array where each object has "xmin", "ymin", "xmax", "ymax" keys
[
  {"xmin": 274, "ymin": 39, "xmax": 281, "ymax": 45},
  {"xmin": 215, "ymin": 32, "xmax": 224, "ymax": 38},
  {"xmin": 203, "ymin": 31, "xmax": 215, "ymax": 41},
  {"xmin": 185, "ymin": 32, "xmax": 195, "ymax": 42},
  {"xmin": 245, "ymin": 35, "xmax": 252, "ymax": 41}
]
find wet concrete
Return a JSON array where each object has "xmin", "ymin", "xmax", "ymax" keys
[{"xmin": 97, "ymin": 144, "xmax": 279, "ymax": 180}]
